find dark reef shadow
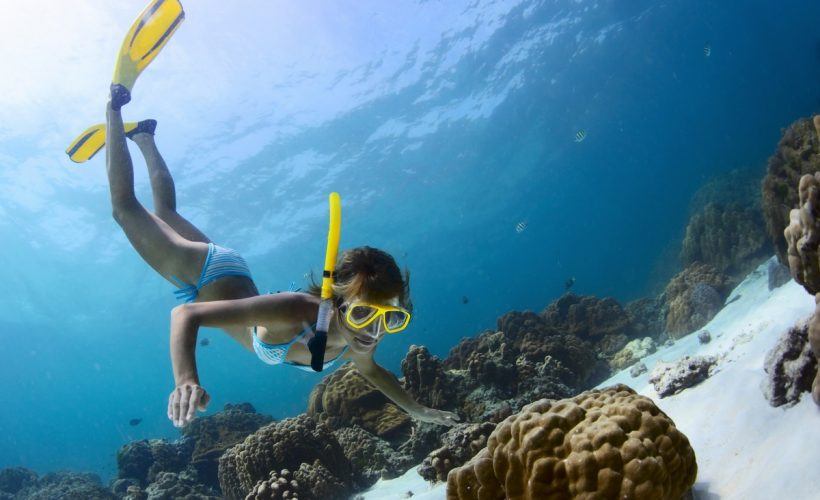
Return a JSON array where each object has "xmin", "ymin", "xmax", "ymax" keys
[{"xmin": 691, "ymin": 481, "xmax": 721, "ymax": 500}]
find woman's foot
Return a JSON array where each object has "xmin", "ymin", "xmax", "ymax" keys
[
  {"xmin": 125, "ymin": 119, "xmax": 158, "ymax": 140},
  {"xmin": 110, "ymin": 83, "xmax": 131, "ymax": 111}
]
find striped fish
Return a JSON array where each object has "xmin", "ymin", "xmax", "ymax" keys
[
  {"xmin": 703, "ymin": 42, "xmax": 711, "ymax": 57},
  {"xmin": 515, "ymin": 221, "xmax": 527, "ymax": 233},
  {"xmin": 574, "ymin": 129, "xmax": 587, "ymax": 143}
]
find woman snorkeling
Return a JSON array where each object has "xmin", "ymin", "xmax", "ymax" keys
[
  {"xmin": 72, "ymin": 0, "xmax": 458, "ymax": 430},
  {"xmin": 102, "ymin": 93, "xmax": 459, "ymax": 429}
]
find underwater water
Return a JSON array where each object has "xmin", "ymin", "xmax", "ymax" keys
[{"xmin": 0, "ymin": 0, "xmax": 819, "ymax": 491}]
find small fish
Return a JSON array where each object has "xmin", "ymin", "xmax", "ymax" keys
[
  {"xmin": 565, "ymin": 277, "xmax": 576, "ymax": 290},
  {"xmin": 461, "ymin": 296, "xmax": 469, "ymax": 304},
  {"xmin": 199, "ymin": 338, "xmax": 210, "ymax": 347},
  {"xmin": 574, "ymin": 129, "xmax": 586, "ymax": 143},
  {"xmin": 129, "ymin": 418, "xmax": 142, "ymax": 427},
  {"xmin": 515, "ymin": 221, "xmax": 528, "ymax": 233},
  {"xmin": 703, "ymin": 42, "xmax": 711, "ymax": 57}
]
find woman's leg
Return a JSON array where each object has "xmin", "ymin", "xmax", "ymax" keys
[
  {"xmin": 105, "ymin": 102, "xmax": 206, "ymax": 285},
  {"xmin": 130, "ymin": 131, "xmax": 212, "ymax": 244}
]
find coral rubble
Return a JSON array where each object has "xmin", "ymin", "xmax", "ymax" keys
[
  {"xmin": 649, "ymin": 356, "xmax": 717, "ymax": 398},
  {"xmin": 762, "ymin": 321, "xmax": 818, "ymax": 407},
  {"xmin": 446, "ymin": 385, "xmax": 697, "ymax": 500}
]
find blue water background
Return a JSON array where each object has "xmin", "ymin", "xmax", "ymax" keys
[{"xmin": 0, "ymin": 0, "xmax": 818, "ymax": 480}]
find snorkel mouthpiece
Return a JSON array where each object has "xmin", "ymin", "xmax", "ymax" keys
[{"xmin": 308, "ymin": 192, "xmax": 342, "ymax": 371}]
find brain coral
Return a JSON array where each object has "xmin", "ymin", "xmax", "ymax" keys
[
  {"xmin": 762, "ymin": 116, "xmax": 820, "ymax": 264},
  {"xmin": 446, "ymin": 385, "xmax": 697, "ymax": 500}
]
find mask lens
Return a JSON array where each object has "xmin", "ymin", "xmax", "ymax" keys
[
  {"xmin": 384, "ymin": 310, "xmax": 409, "ymax": 331},
  {"xmin": 348, "ymin": 305, "xmax": 377, "ymax": 325}
]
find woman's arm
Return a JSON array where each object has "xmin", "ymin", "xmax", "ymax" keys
[
  {"xmin": 167, "ymin": 292, "xmax": 313, "ymax": 427},
  {"xmin": 350, "ymin": 352, "xmax": 460, "ymax": 426}
]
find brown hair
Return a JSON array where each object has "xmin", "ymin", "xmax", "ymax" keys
[{"xmin": 308, "ymin": 246, "xmax": 412, "ymax": 312}]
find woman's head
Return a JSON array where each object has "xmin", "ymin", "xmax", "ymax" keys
[
  {"xmin": 309, "ymin": 246, "xmax": 412, "ymax": 352},
  {"xmin": 332, "ymin": 246, "xmax": 412, "ymax": 309}
]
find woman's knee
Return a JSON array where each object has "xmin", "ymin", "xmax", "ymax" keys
[{"xmin": 111, "ymin": 197, "xmax": 141, "ymax": 226}]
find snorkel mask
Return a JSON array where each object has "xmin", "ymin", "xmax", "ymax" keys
[
  {"xmin": 339, "ymin": 301, "xmax": 411, "ymax": 336},
  {"xmin": 307, "ymin": 192, "xmax": 342, "ymax": 372}
]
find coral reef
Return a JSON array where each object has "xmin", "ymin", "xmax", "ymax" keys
[
  {"xmin": 680, "ymin": 202, "xmax": 770, "ymax": 280},
  {"xmin": 180, "ymin": 402, "xmax": 273, "ymax": 488},
  {"xmin": 217, "ymin": 414, "xmax": 352, "ymax": 500},
  {"xmin": 333, "ymin": 425, "xmax": 414, "ymax": 486},
  {"xmin": 784, "ymin": 173, "xmax": 820, "ymax": 295},
  {"xmin": 11, "ymin": 471, "xmax": 115, "ymax": 500},
  {"xmin": 418, "ymin": 423, "xmax": 496, "ymax": 482},
  {"xmin": 442, "ymin": 310, "xmax": 603, "ymax": 422},
  {"xmin": 245, "ymin": 462, "xmax": 347, "ymax": 500},
  {"xmin": 400, "ymin": 345, "xmax": 457, "ymax": 410},
  {"xmin": 0, "ymin": 467, "xmax": 37, "ymax": 497},
  {"xmin": 782, "ymin": 172, "xmax": 820, "ymax": 404},
  {"xmin": 649, "ymin": 356, "xmax": 717, "ymax": 398},
  {"xmin": 761, "ymin": 117, "xmax": 820, "ymax": 264},
  {"xmin": 762, "ymin": 321, "xmax": 818, "ymax": 407},
  {"xmin": 610, "ymin": 337, "xmax": 656, "ymax": 371},
  {"xmin": 446, "ymin": 385, "xmax": 697, "ymax": 499},
  {"xmin": 664, "ymin": 263, "xmax": 730, "ymax": 337},
  {"xmin": 624, "ymin": 297, "xmax": 666, "ymax": 340},
  {"xmin": 142, "ymin": 470, "xmax": 220, "ymax": 499},
  {"xmin": 541, "ymin": 293, "xmax": 631, "ymax": 347},
  {"xmin": 116, "ymin": 439, "xmax": 190, "ymax": 487},
  {"xmin": 308, "ymin": 363, "xmax": 413, "ymax": 441}
]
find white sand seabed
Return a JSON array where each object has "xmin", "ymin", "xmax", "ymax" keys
[{"xmin": 359, "ymin": 258, "xmax": 820, "ymax": 499}]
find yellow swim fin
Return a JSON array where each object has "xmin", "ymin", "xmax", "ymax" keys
[
  {"xmin": 112, "ymin": 0, "xmax": 185, "ymax": 93},
  {"xmin": 66, "ymin": 122, "xmax": 141, "ymax": 163}
]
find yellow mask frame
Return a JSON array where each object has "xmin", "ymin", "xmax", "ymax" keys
[{"xmin": 341, "ymin": 302, "xmax": 411, "ymax": 334}]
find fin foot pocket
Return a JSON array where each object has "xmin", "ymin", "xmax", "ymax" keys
[
  {"xmin": 110, "ymin": 84, "xmax": 132, "ymax": 111},
  {"xmin": 125, "ymin": 119, "xmax": 157, "ymax": 139}
]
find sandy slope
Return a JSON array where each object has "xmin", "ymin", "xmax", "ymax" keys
[{"xmin": 359, "ymin": 259, "xmax": 820, "ymax": 499}]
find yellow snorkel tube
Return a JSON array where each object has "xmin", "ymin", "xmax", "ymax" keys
[{"xmin": 308, "ymin": 192, "xmax": 342, "ymax": 371}]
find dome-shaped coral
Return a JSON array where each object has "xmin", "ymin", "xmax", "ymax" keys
[{"xmin": 446, "ymin": 385, "xmax": 696, "ymax": 500}]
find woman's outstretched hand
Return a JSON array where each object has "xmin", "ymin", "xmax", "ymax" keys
[
  {"xmin": 415, "ymin": 407, "xmax": 460, "ymax": 426},
  {"xmin": 167, "ymin": 382, "xmax": 210, "ymax": 428}
]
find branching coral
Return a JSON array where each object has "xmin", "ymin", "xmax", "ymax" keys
[{"xmin": 446, "ymin": 385, "xmax": 697, "ymax": 500}]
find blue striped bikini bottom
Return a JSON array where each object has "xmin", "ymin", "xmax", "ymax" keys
[{"xmin": 172, "ymin": 243, "xmax": 253, "ymax": 302}]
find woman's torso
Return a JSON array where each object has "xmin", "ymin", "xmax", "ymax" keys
[{"xmin": 196, "ymin": 283, "xmax": 348, "ymax": 366}]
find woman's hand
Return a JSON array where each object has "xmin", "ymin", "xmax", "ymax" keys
[
  {"xmin": 167, "ymin": 382, "xmax": 210, "ymax": 428},
  {"xmin": 414, "ymin": 407, "xmax": 460, "ymax": 426}
]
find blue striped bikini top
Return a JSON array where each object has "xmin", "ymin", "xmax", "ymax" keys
[{"xmin": 252, "ymin": 324, "xmax": 349, "ymax": 372}]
